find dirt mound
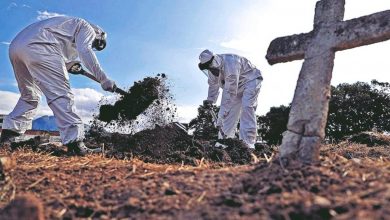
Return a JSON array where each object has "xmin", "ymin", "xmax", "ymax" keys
[
  {"xmin": 321, "ymin": 142, "xmax": 390, "ymax": 159},
  {"xmin": 319, "ymin": 132, "xmax": 390, "ymax": 159},
  {"xmin": 6, "ymin": 125, "xmax": 271, "ymax": 166},
  {"xmin": 346, "ymin": 131, "xmax": 390, "ymax": 146},
  {"xmin": 104, "ymin": 123, "xmax": 204, "ymax": 164},
  {"xmin": 88, "ymin": 123, "xmax": 264, "ymax": 165}
]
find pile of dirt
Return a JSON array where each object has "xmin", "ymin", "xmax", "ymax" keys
[
  {"xmin": 321, "ymin": 142, "xmax": 390, "ymax": 159},
  {"xmin": 345, "ymin": 131, "xmax": 390, "ymax": 146},
  {"xmin": 7, "ymin": 73, "xmax": 272, "ymax": 166},
  {"xmin": 319, "ymin": 131, "xmax": 390, "ymax": 159},
  {"xmin": 88, "ymin": 123, "xmax": 264, "ymax": 165},
  {"xmin": 6, "ymin": 126, "xmax": 270, "ymax": 166}
]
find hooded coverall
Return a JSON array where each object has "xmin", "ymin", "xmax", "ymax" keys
[
  {"xmin": 3, "ymin": 16, "xmax": 111, "ymax": 144},
  {"xmin": 205, "ymin": 54, "xmax": 262, "ymax": 146}
]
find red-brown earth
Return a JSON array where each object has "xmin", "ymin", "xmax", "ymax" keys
[{"xmin": 0, "ymin": 133, "xmax": 389, "ymax": 220}]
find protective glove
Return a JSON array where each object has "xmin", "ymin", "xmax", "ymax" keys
[
  {"xmin": 203, "ymin": 100, "xmax": 213, "ymax": 108},
  {"xmin": 66, "ymin": 61, "xmax": 83, "ymax": 74},
  {"xmin": 101, "ymin": 78, "xmax": 116, "ymax": 92}
]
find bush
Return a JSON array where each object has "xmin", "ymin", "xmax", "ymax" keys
[
  {"xmin": 326, "ymin": 80, "xmax": 390, "ymax": 141},
  {"xmin": 257, "ymin": 105, "xmax": 290, "ymax": 145}
]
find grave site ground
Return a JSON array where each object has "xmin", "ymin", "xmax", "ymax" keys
[
  {"xmin": 0, "ymin": 75, "xmax": 389, "ymax": 219},
  {"xmin": 0, "ymin": 131, "xmax": 390, "ymax": 219},
  {"xmin": 0, "ymin": 136, "xmax": 389, "ymax": 220}
]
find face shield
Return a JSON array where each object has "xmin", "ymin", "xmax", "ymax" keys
[
  {"xmin": 198, "ymin": 56, "xmax": 220, "ymax": 77},
  {"xmin": 201, "ymin": 69, "xmax": 209, "ymax": 77}
]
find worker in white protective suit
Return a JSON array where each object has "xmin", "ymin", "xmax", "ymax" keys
[
  {"xmin": 198, "ymin": 49, "xmax": 263, "ymax": 148},
  {"xmin": 0, "ymin": 16, "xmax": 117, "ymax": 155}
]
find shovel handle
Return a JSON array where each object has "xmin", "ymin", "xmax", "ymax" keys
[
  {"xmin": 114, "ymin": 87, "xmax": 128, "ymax": 96},
  {"xmin": 68, "ymin": 64, "xmax": 128, "ymax": 96}
]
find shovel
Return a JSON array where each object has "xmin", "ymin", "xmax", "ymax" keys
[{"xmin": 66, "ymin": 61, "xmax": 128, "ymax": 96}]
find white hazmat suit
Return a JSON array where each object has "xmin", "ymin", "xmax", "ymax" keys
[
  {"xmin": 3, "ymin": 16, "xmax": 114, "ymax": 145},
  {"xmin": 200, "ymin": 50, "xmax": 262, "ymax": 148}
]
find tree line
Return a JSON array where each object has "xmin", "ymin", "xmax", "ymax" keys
[
  {"xmin": 189, "ymin": 80, "xmax": 390, "ymax": 145},
  {"xmin": 258, "ymin": 80, "xmax": 390, "ymax": 144}
]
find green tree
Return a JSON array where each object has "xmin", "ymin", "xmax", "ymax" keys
[
  {"xmin": 257, "ymin": 105, "xmax": 290, "ymax": 145},
  {"xmin": 189, "ymin": 105, "xmax": 219, "ymax": 140},
  {"xmin": 326, "ymin": 80, "xmax": 390, "ymax": 141},
  {"xmin": 258, "ymin": 80, "xmax": 390, "ymax": 144}
]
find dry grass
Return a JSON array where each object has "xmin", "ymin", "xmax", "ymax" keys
[{"xmin": 0, "ymin": 139, "xmax": 389, "ymax": 219}]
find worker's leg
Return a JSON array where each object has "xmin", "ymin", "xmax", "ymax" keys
[
  {"xmin": 25, "ymin": 46, "xmax": 84, "ymax": 145},
  {"xmin": 2, "ymin": 45, "xmax": 41, "ymax": 134},
  {"xmin": 221, "ymin": 92, "xmax": 242, "ymax": 138},
  {"xmin": 240, "ymin": 78, "xmax": 262, "ymax": 147}
]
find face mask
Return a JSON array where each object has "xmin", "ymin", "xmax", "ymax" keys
[{"xmin": 92, "ymin": 32, "xmax": 107, "ymax": 51}]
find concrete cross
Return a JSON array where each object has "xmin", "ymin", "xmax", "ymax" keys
[{"xmin": 266, "ymin": 0, "xmax": 390, "ymax": 164}]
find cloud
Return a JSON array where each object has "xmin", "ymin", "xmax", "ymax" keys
[
  {"xmin": 72, "ymin": 88, "xmax": 104, "ymax": 123},
  {"xmin": 0, "ymin": 88, "xmax": 111, "ymax": 124},
  {"xmin": 6, "ymin": 2, "xmax": 31, "ymax": 11},
  {"xmin": 176, "ymin": 104, "xmax": 198, "ymax": 123},
  {"xmin": 0, "ymin": 91, "xmax": 19, "ymax": 114},
  {"xmin": 6, "ymin": 2, "xmax": 17, "ymax": 10},
  {"xmin": 0, "ymin": 87, "xmax": 199, "ymax": 125},
  {"xmin": 216, "ymin": 0, "xmax": 390, "ymax": 116},
  {"xmin": 1, "ymin": 42, "xmax": 10, "ymax": 45},
  {"xmin": 37, "ymin": 10, "xmax": 66, "ymax": 21}
]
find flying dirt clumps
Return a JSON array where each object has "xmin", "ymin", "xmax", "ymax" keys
[{"xmin": 98, "ymin": 75, "xmax": 163, "ymax": 122}]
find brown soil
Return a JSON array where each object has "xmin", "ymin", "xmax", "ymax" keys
[
  {"xmin": 0, "ymin": 142, "xmax": 389, "ymax": 219},
  {"xmin": 19, "ymin": 123, "xmax": 268, "ymax": 165},
  {"xmin": 0, "ymin": 193, "xmax": 44, "ymax": 220},
  {"xmin": 345, "ymin": 131, "xmax": 390, "ymax": 147}
]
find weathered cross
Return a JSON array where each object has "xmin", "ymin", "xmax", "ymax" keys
[{"xmin": 266, "ymin": 0, "xmax": 390, "ymax": 164}]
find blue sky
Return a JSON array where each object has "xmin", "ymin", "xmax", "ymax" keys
[{"xmin": 1, "ymin": 0, "xmax": 390, "ymax": 123}]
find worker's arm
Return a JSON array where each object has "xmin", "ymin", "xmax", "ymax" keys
[
  {"xmin": 207, "ymin": 73, "xmax": 220, "ymax": 103},
  {"xmin": 74, "ymin": 19, "xmax": 111, "ymax": 85}
]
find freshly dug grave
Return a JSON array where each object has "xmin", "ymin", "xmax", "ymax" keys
[
  {"xmin": 8, "ymin": 73, "xmax": 273, "ymax": 166},
  {"xmin": 8, "ymin": 123, "xmax": 272, "ymax": 166},
  {"xmin": 87, "ymin": 123, "xmax": 270, "ymax": 165}
]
